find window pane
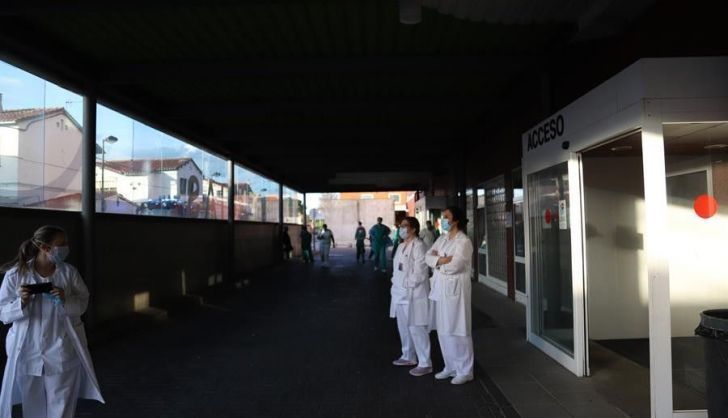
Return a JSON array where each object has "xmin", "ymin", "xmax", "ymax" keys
[
  {"xmin": 96, "ymin": 104, "xmax": 229, "ymax": 219},
  {"xmin": 234, "ymin": 165, "xmax": 280, "ymax": 222},
  {"xmin": 486, "ymin": 176, "xmax": 507, "ymax": 281},
  {"xmin": 664, "ymin": 122, "xmax": 728, "ymax": 411},
  {"xmin": 0, "ymin": 60, "xmax": 83, "ymax": 210},
  {"xmin": 282, "ymin": 186, "xmax": 303, "ymax": 224},
  {"xmin": 528, "ymin": 162, "xmax": 573, "ymax": 355}
]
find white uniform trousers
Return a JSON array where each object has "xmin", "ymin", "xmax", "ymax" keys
[
  {"xmin": 437, "ymin": 333, "xmax": 474, "ymax": 378},
  {"xmin": 395, "ymin": 304, "xmax": 431, "ymax": 368},
  {"xmin": 16, "ymin": 366, "xmax": 82, "ymax": 418}
]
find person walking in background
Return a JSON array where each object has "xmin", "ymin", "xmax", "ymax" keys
[
  {"xmin": 390, "ymin": 224, "xmax": 400, "ymax": 261},
  {"xmin": 317, "ymin": 224, "xmax": 335, "ymax": 268},
  {"xmin": 420, "ymin": 220, "xmax": 436, "ymax": 249},
  {"xmin": 300, "ymin": 225, "xmax": 314, "ymax": 264},
  {"xmin": 369, "ymin": 217, "xmax": 391, "ymax": 273},
  {"xmin": 355, "ymin": 221, "xmax": 367, "ymax": 264},
  {"xmin": 281, "ymin": 226, "xmax": 293, "ymax": 260}
]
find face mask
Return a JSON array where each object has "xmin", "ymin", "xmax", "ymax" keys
[
  {"xmin": 49, "ymin": 246, "xmax": 69, "ymax": 264},
  {"xmin": 441, "ymin": 218, "xmax": 450, "ymax": 232},
  {"xmin": 399, "ymin": 227, "xmax": 409, "ymax": 240}
]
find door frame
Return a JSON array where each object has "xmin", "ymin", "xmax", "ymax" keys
[{"xmin": 523, "ymin": 152, "xmax": 588, "ymax": 377}]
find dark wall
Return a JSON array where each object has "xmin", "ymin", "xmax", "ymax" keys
[
  {"xmin": 0, "ymin": 208, "xmax": 282, "ymax": 324},
  {"xmin": 285, "ymin": 224, "xmax": 302, "ymax": 257},
  {"xmin": 95, "ymin": 216, "xmax": 229, "ymax": 322},
  {"xmin": 234, "ymin": 222, "xmax": 280, "ymax": 276},
  {"xmin": 0, "ymin": 208, "xmax": 83, "ymax": 270}
]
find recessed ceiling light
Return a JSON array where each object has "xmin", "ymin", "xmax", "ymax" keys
[
  {"xmin": 611, "ymin": 145, "xmax": 632, "ymax": 152},
  {"xmin": 704, "ymin": 144, "xmax": 728, "ymax": 150}
]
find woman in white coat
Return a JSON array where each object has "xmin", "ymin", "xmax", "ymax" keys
[
  {"xmin": 426, "ymin": 206, "xmax": 475, "ymax": 385},
  {"xmin": 389, "ymin": 217, "xmax": 432, "ymax": 377},
  {"xmin": 0, "ymin": 225, "xmax": 104, "ymax": 418}
]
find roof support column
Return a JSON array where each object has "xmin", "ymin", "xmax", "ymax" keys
[
  {"xmin": 81, "ymin": 94, "xmax": 97, "ymax": 327},
  {"xmin": 227, "ymin": 160, "xmax": 235, "ymax": 283}
]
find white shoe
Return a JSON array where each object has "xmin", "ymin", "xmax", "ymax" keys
[
  {"xmin": 392, "ymin": 358, "xmax": 417, "ymax": 366},
  {"xmin": 374, "ymin": 267, "xmax": 379, "ymax": 272},
  {"xmin": 409, "ymin": 366, "xmax": 433, "ymax": 377},
  {"xmin": 451, "ymin": 375, "xmax": 474, "ymax": 385},
  {"xmin": 435, "ymin": 369, "xmax": 456, "ymax": 380}
]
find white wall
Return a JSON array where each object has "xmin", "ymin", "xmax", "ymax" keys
[
  {"xmin": 0, "ymin": 114, "xmax": 82, "ymax": 205},
  {"xmin": 584, "ymin": 156, "xmax": 649, "ymax": 340},
  {"xmin": 319, "ymin": 199, "xmax": 394, "ymax": 247},
  {"xmin": 0, "ymin": 126, "xmax": 19, "ymax": 157}
]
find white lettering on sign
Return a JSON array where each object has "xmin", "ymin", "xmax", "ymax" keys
[{"xmin": 527, "ymin": 114, "xmax": 565, "ymax": 152}]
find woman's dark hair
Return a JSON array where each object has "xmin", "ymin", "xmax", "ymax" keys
[
  {"xmin": 1, "ymin": 225, "xmax": 66, "ymax": 275},
  {"xmin": 403, "ymin": 216, "xmax": 420, "ymax": 236},
  {"xmin": 445, "ymin": 206, "xmax": 469, "ymax": 231}
]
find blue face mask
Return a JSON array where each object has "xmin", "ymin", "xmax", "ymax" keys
[
  {"xmin": 441, "ymin": 218, "xmax": 450, "ymax": 232},
  {"xmin": 49, "ymin": 246, "xmax": 69, "ymax": 264},
  {"xmin": 399, "ymin": 227, "xmax": 409, "ymax": 240}
]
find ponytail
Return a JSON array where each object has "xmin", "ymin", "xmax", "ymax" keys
[{"xmin": 1, "ymin": 225, "xmax": 66, "ymax": 275}]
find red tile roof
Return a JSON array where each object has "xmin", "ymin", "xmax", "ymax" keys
[
  {"xmin": 0, "ymin": 107, "xmax": 64, "ymax": 123},
  {"xmin": 98, "ymin": 158, "xmax": 195, "ymax": 175}
]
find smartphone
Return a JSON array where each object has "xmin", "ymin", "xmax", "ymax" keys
[{"xmin": 22, "ymin": 282, "xmax": 54, "ymax": 294}]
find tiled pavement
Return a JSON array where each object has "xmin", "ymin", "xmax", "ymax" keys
[{"xmin": 9, "ymin": 248, "xmax": 516, "ymax": 418}]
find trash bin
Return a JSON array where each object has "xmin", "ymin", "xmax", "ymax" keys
[{"xmin": 695, "ymin": 309, "xmax": 728, "ymax": 417}]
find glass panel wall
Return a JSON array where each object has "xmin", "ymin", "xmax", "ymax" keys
[
  {"xmin": 664, "ymin": 122, "xmax": 728, "ymax": 411},
  {"xmin": 233, "ymin": 165, "xmax": 280, "ymax": 222},
  {"xmin": 96, "ymin": 104, "xmax": 229, "ymax": 219},
  {"xmin": 476, "ymin": 187, "xmax": 487, "ymax": 278},
  {"xmin": 0, "ymin": 60, "xmax": 83, "ymax": 210},
  {"xmin": 528, "ymin": 162, "xmax": 573, "ymax": 354},
  {"xmin": 485, "ymin": 176, "xmax": 507, "ymax": 282},
  {"xmin": 513, "ymin": 167, "xmax": 526, "ymax": 294},
  {"xmin": 282, "ymin": 186, "xmax": 304, "ymax": 224}
]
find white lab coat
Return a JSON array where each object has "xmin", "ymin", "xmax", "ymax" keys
[
  {"xmin": 389, "ymin": 238, "xmax": 430, "ymax": 326},
  {"xmin": 426, "ymin": 231, "xmax": 473, "ymax": 336},
  {"xmin": 0, "ymin": 261, "xmax": 104, "ymax": 418},
  {"xmin": 419, "ymin": 228, "xmax": 435, "ymax": 249}
]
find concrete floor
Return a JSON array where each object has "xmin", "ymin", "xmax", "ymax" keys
[
  {"xmin": 5, "ymin": 248, "xmax": 516, "ymax": 418},
  {"xmin": 473, "ymin": 283, "xmax": 650, "ymax": 418}
]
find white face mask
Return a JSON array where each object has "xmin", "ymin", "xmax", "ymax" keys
[
  {"xmin": 49, "ymin": 246, "xmax": 70, "ymax": 264},
  {"xmin": 399, "ymin": 227, "xmax": 409, "ymax": 240}
]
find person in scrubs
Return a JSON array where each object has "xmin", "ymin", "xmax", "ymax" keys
[
  {"xmin": 354, "ymin": 222, "xmax": 367, "ymax": 264},
  {"xmin": 426, "ymin": 206, "xmax": 475, "ymax": 385},
  {"xmin": 0, "ymin": 225, "xmax": 104, "ymax": 418},
  {"xmin": 317, "ymin": 224, "xmax": 335, "ymax": 267},
  {"xmin": 369, "ymin": 218, "xmax": 391, "ymax": 272},
  {"xmin": 389, "ymin": 217, "xmax": 432, "ymax": 377},
  {"xmin": 419, "ymin": 220, "xmax": 436, "ymax": 249}
]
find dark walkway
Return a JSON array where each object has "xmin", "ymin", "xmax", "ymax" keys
[{"xmin": 53, "ymin": 248, "xmax": 516, "ymax": 417}]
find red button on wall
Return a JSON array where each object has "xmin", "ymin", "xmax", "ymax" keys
[{"xmin": 694, "ymin": 194, "xmax": 718, "ymax": 219}]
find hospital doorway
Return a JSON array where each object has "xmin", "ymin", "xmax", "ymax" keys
[{"xmin": 581, "ymin": 131, "xmax": 651, "ymax": 416}]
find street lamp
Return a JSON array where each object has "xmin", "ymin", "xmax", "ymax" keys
[{"xmin": 100, "ymin": 135, "xmax": 118, "ymax": 212}]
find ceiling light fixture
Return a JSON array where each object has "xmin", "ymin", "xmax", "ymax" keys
[{"xmin": 610, "ymin": 145, "xmax": 633, "ymax": 152}]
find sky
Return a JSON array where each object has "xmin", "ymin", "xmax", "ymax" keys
[{"xmin": 0, "ymin": 60, "xmax": 294, "ymax": 195}]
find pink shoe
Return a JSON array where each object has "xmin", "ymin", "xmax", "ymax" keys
[
  {"xmin": 409, "ymin": 366, "xmax": 433, "ymax": 377},
  {"xmin": 392, "ymin": 358, "xmax": 417, "ymax": 366}
]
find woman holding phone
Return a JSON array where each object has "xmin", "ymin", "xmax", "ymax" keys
[{"xmin": 0, "ymin": 225, "xmax": 103, "ymax": 418}]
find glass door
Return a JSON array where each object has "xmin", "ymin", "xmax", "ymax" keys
[
  {"xmin": 526, "ymin": 155, "xmax": 587, "ymax": 375},
  {"xmin": 513, "ymin": 167, "xmax": 527, "ymax": 304}
]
